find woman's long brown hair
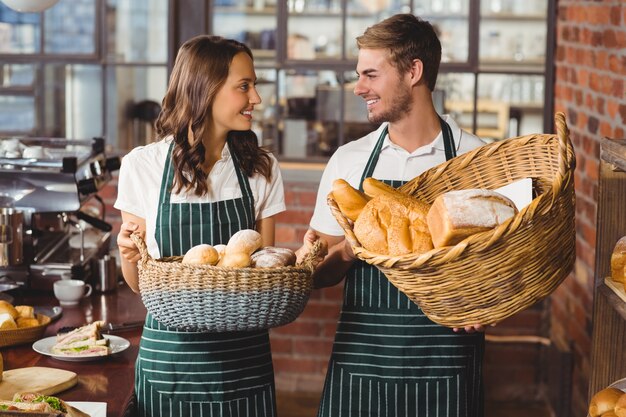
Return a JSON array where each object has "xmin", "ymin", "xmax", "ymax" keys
[{"xmin": 155, "ymin": 35, "xmax": 272, "ymax": 196}]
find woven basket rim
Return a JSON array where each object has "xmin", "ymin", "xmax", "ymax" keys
[
  {"xmin": 131, "ymin": 234, "xmax": 321, "ymax": 274},
  {"xmin": 329, "ymin": 112, "xmax": 575, "ymax": 269},
  {"xmin": 0, "ymin": 314, "xmax": 51, "ymax": 347}
]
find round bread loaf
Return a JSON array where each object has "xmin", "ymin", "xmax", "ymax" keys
[
  {"xmin": 589, "ymin": 388, "xmax": 624, "ymax": 417},
  {"xmin": 611, "ymin": 236, "xmax": 626, "ymax": 284},
  {"xmin": 218, "ymin": 252, "xmax": 252, "ymax": 268},
  {"xmin": 354, "ymin": 193, "xmax": 433, "ymax": 256},
  {"xmin": 0, "ymin": 313, "xmax": 17, "ymax": 330},
  {"xmin": 251, "ymin": 247, "xmax": 297, "ymax": 268},
  {"xmin": 225, "ymin": 229, "xmax": 263, "ymax": 256},
  {"xmin": 182, "ymin": 244, "xmax": 219, "ymax": 265},
  {"xmin": 614, "ymin": 393, "xmax": 626, "ymax": 417},
  {"xmin": 0, "ymin": 301, "xmax": 18, "ymax": 320}
]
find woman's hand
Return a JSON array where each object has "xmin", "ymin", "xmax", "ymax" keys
[
  {"xmin": 296, "ymin": 229, "xmax": 329, "ymax": 266},
  {"xmin": 117, "ymin": 221, "xmax": 144, "ymax": 263}
]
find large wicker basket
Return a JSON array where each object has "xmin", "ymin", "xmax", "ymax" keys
[
  {"xmin": 328, "ymin": 112, "xmax": 576, "ymax": 328},
  {"xmin": 0, "ymin": 314, "xmax": 51, "ymax": 347},
  {"xmin": 131, "ymin": 234, "xmax": 320, "ymax": 332}
]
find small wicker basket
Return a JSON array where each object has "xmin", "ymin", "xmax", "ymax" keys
[
  {"xmin": 328, "ymin": 112, "xmax": 576, "ymax": 328},
  {"xmin": 0, "ymin": 314, "xmax": 51, "ymax": 347},
  {"xmin": 131, "ymin": 234, "xmax": 320, "ymax": 332}
]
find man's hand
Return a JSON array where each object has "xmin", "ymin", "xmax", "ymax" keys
[
  {"xmin": 295, "ymin": 229, "xmax": 329, "ymax": 266},
  {"xmin": 453, "ymin": 324, "xmax": 487, "ymax": 333}
]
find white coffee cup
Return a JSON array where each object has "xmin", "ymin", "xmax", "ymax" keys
[
  {"xmin": 53, "ymin": 280, "xmax": 92, "ymax": 306},
  {"xmin": 22, "ymin": 145, "xmax": 44, "ymax": 159}
]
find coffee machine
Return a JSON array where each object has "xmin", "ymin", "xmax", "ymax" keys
[{"xmin": 0, "ymin": 136, "xmax": 120, "ymax": 291}]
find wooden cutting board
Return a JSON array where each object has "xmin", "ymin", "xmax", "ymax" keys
[{"xmin": 0, "ymin": 367, "xmax": 77, "ymax": 400}]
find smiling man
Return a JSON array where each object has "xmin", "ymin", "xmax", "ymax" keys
[{"xmin": 304, "ymin": 14, "xmax": 487, "ymax": 417}]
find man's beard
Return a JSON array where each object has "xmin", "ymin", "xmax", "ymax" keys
[{"xmin": 367, "ymin": 88, "xmax": 413, "ymax": 124}]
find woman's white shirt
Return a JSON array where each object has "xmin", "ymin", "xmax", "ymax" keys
[{"xmin": 114, "ymin": 138, "xmax": 286, "ymax": 258}]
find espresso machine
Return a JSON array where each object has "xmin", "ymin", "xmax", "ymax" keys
[{"xmin": 0, "ymin": 136, "xmax": 120, "ymax": 291}]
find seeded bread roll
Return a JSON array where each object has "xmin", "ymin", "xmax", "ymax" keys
[
  {"xmin": 426, "ymin": 189, "xmax": 518, "ymax": 248},
  {"xmin": 331, "ymin": 179, "xmax": 371, "ymax": 222},
  {"xmin": 611, "ymin": 236, "xmax": 626, "ymax": 284},
  {"xmin": 182, "ymin": 244, "xmax": 219, "ymax": 265},
  {"xmin": 354, "ymin": 193, "xmax": 433, "ymax": 256},
  {"xmin": 251, "ymin": 247, "xmax": 297, "ymax": 268},
  {"xmin": 589, "ymin": 388, "xmax": 624, "ymax": 417}
]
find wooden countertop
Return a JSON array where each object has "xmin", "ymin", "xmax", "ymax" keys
[{"xmin": 0, "ymin": 283, "xmax": 146, "ymax": 417}]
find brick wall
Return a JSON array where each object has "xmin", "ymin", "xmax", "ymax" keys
[{"xmin": 551, "ymin": 1, "xmax": 626, "ymax": 415}]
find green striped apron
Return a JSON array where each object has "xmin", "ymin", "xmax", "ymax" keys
[
  {"xmin": 135, "ymin": 141, "xmax": 276, "ymax": 417},
  {"xmin": 318, "ymin": 120, "xmax": 485, "ymax": 417}
]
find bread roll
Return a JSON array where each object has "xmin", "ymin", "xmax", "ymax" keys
[
  {"xmin": 15, "ymin": 305, "xmax": 34, "ymax": 319},
  {"xmin": 0, "ymin": 301, "xmax": 18, "ymax": 320},
  {"xmin": 214, "ymin": 244, "xmax": 227, "ymax": 259},
  {"xmin": 251, "ymin": 247, "xmax": 297, "ymax": 268},
  {"xmin": 225, "ymin": 229, "xmax": 263, "ymax": 256},
  {"xmin": 614, "ymin": 392, "xmax": 626, "ymax": 417},
  {"xmin": 589, "ymin": 388, "xmax": 624, "ymax": 417},
  {"xmin": 604, "ymin": 411, "xmax": 619, "ymax": 417},
  {"xmin": 0, "ymin": 313, "xmax": 17, "ymax": 330},
  {"xmin": 362, "ymin": 177, "xmax": 404, "ymax": 199},
  {"xmin": 182, "ymin": 244, "xmax": 219, "ymax": 265},
  {"xmin": 611, "ymin": 236, "xmax": 626, "ymax": 284},
  {"xmin": 331, "ymin": 179, "xmax": 370, "ymax": 222},
  {"xmin": 218, "ymin": 252, "xmax": 252, "ymax": 268},
  {"xmin": 16, "ymin": 317, "xmax": 40, "ymax": 328},
  {"xmin": 427, "ymin": 189, "xmax": 518, "ymax": 248},
  {"xmin": 354, "ymin": 193, "xmax": 433, "ymax": 256}
]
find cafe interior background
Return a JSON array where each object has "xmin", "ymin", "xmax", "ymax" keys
[{"xmin": 0, "ymin": 0, "xmax": 623, "ymax": 415}]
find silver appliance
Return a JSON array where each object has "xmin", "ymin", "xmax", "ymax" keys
[{"xmin": 0, "ymin": 137, "xmax": 120, "ymax": 291}]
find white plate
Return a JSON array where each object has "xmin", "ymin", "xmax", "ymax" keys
[
  {"xmin": 32, "ymin": 335, "xmax": 130, "ymax": 362},
  {"xmin": 33, "ymin": 305, "xmax": 63, "ymax": 322},
  {"xmin": 67, "ymin": 401, "xmax": 107, "ymax": 417}
]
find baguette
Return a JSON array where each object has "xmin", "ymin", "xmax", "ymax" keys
[
  {"xmin": 331, "ymin": 179, "xmax": 370, "ymax": 222},
  {"xmin": 362, "ymin": 177, "xmax": 404, "ymax": 199}
]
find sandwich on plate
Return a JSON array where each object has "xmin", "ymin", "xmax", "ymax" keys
[
  {"xmin": 52, "ymin": 321, "xmax": 110, "ymax": 357},
  {"xmin": 0, "ymin": 392, "xmax": 89, "ymax": 416}
]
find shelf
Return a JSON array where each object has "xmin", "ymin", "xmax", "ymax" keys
[
  {"xmin": 600, "ymin": 280, "xmax": 626, "ymax": 322},
  {"xmin": 600, "ymin": 138, "xmax": 626, "ymax": 171},
  {"xmin": 481, "ymin": 13, "xmax": 547, "ymax": 21}
]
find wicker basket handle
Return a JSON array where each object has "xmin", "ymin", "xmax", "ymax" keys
[
  {"xmin": 297, "ymin": 239, "xmax": 324, "ymax": 272},
  {"xmin": 130, "ymin": 232, "xmax": 152, "ymax": 268},
  {"xmin": 551, "ymin": 111, "xmax": 575, "ymax": 205},
  {"xmin": 326, "ymin": 194, "xmax": 361, "ymax": 249}
]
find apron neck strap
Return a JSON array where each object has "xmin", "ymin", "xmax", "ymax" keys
[
  {"xmin": 157, "ymin": 140, "xmax": 254, "ymax": 205},
  {"xmin": 358, "ymin": 117, "xmax": 456, "ymax": 189}
]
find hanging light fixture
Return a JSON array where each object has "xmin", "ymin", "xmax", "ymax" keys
[{"xmin": 1, "ymin": 0, "xmax": 60, "ymax": 13}]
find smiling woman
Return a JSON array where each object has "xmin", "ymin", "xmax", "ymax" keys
[{"xmin": 114, "ymin": 35, "xmax": 287, "ymax": 417}]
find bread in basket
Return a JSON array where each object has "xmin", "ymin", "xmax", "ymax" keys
[
  {"xmin": 130, "ymin": 233, "xmax": 321, "ymax": 332},
  {"xmin": 0, "ymin": 314, "xmax": 51, "ymax": 348},
  {"xmin": 328, "ymin": 112, "xmax": 576, "ymax": 328}
]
